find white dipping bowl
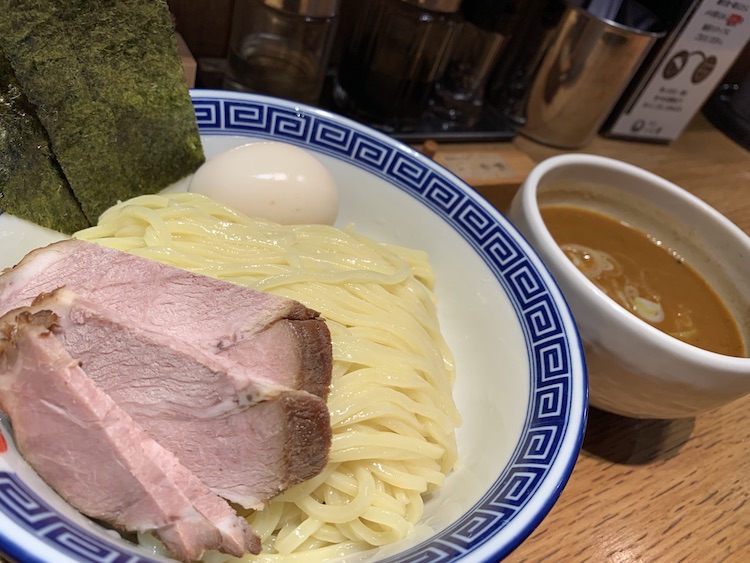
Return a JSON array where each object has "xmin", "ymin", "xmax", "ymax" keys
[{"xmin": 509, "ymin": 153, "xmax": 750, "ymax": 419}]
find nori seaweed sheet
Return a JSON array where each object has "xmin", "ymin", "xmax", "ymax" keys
[
  {"xmin": 0, "ymin": 50, "xmax": 89, "ymax": 234},
  {"xmin": 0, "ymin": 0, "xmax": 205, "ymax": 225}
]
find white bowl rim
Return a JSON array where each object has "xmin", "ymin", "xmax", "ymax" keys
[
  {"xmin": 0, "ymin": 90, "xmax": 589, "ymax": 563},
  {"xmin": 519, "ymin": 152, "xmax": 750, "ymax": 369}
]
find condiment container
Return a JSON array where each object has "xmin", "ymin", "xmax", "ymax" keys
[
  {"xmin": 224, "ymin": 0, "xmax": 340, "ymax": 105},
  {"xmin": 490, "ymin": 0, "xmax": 664, "ymax": 149},
  {"xmin": 333, "ymin": 0, "xmax": 461, "ymax": 131},
  {"xmin": 429, "ymin": 0, "xmax": 520, "ymax": 128}
]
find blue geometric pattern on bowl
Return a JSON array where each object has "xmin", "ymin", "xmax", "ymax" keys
[
  {"xmin": 193, "ymin": 93, "xmax": 581, "ymax": 562},
  {"xmin": 0, "ymin": 470, "xmax": 151, "ymax": 563},
  {"xmin": 0, "ymin": 91, "xmax": 585, "ymax": 563}
]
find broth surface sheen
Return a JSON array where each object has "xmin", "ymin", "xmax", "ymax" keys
[{"xmin": 541, "ymin": 204, "xmax": 746, "ymax": 357}]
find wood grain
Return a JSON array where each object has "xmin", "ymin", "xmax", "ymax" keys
[{"xmin": 503, "ymin": 113, "xmax": 750, "ymax": 563}]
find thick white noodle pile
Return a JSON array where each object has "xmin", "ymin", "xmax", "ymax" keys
[{"xmin": 75, "ymin": 192, "xmax": 461, "ymax": 562}]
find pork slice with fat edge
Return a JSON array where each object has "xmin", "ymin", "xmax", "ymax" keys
[
  {"xmin": 0, "ymin": 238, "xmax": 332, "ymax": 400},
  {"xmin": 11, "ymin": 288, "xmax": 333, "ymax": 509},
  {"xmin": 0, "ymin": 309, "xmax": 261, "ymax": 561}
]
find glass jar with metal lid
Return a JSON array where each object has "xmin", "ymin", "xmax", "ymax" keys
[
  {"xmin": 333, "ymin": 0, "xmax": 462, "ymax": 131},
  {"xmin": 224, "ymin": 0, "xmax": 341, "ymax": 105}
]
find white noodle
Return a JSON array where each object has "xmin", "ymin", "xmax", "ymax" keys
[{"xmin": 75, "ymin": 192, "xmax": 461, "ymax": 562}]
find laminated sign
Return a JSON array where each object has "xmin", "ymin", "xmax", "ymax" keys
[{"xmin": 606, "ymin": 0, "xmax": 750, "ymax": 142}]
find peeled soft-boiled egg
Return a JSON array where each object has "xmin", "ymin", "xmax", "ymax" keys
[{"xmin": 188, "ymin": 141, "xmax": 338, "ymax": 225}]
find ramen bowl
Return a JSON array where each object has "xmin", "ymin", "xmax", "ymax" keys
[
  {"xmin": 509, "ymin": 153, "xmax": 750, "ymax": 419},
  {"xmin": 0, "ymin": 91, "xmax": 587, "ymax": 563}
]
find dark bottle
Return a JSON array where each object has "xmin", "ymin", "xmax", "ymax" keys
[{"xmin": 333, "ymin": 0, "xmax": 462, "ymax": 131}]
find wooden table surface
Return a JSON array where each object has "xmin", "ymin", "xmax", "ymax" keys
[{"xmin": 501, "ymin": 113, "xmax": 750, "ymax": 563}]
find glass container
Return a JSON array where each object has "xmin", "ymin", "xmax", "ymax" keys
[
  {"xmin": 333, "ymin": 0, "xmax": 461, "ymax": 131},
  {"xmin": 224, "ymin": 0, "xmax": 340, "ymax": 105},
  {"xmin": 429, "ymin": 0, "xmax": 520, "ymax": 128}
]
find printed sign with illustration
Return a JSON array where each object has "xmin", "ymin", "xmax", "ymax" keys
[{"xmin": 607, "ymin": 0, "xmax": 750, "ymax": 141}]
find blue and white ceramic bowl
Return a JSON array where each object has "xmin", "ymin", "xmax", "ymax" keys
[{"xmin": 0, "ymin": 91, "xmax": 587, "ymax": 562}]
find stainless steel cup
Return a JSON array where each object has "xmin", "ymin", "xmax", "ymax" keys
[{"xmin": 501, "ymin": 3, "xmax": 664, "ymax": 149}]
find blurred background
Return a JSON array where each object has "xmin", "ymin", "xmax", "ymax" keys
[{"xmin": 167, "ymin": 0, "xmax": 750, "ymax": 149}]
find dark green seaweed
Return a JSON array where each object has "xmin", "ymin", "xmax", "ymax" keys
[
  {"xmin": 0, "ymin": 50, "xmax": 89, "ymax": 234},
  {"xmin": 0, "ymin": 0, "xmax": 205, "ymax": 225}
]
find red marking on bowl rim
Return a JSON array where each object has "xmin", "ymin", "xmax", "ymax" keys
[{"xmin": 0, "ymin": 432, "xmax": 6, "ymax": 453}]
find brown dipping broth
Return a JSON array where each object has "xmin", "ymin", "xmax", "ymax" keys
[{"xmin": 541, "ymin": 204, "xmax": 746, "ymax": 358}]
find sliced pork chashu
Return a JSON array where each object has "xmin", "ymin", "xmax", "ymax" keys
[
  {"xmin": 9, "ymin": 287, "xmax": 332, "ymax": 509},
  {"xmin": 0, "ymin": 238, "xmax": 332, "ymax": 400},
  {"xmin": 0, "ymin": 310, "xmax": 260, "ymax": 562}
]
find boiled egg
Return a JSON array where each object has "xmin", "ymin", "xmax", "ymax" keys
[{"xmin": 188, "ymin": 141, "xmax": 338, "ymax": 225}]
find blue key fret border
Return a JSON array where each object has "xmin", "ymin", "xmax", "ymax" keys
[
  {"xmin": 194, "ymin": 96, "xmax": 577, "ymax": 561},
  {"xmin": 0, "ymin": 471, "xmax": 150, "ymax": 562},
  {"xmin": 0, "ymin": 95, "xmax": 580, "ymax": 563}
]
